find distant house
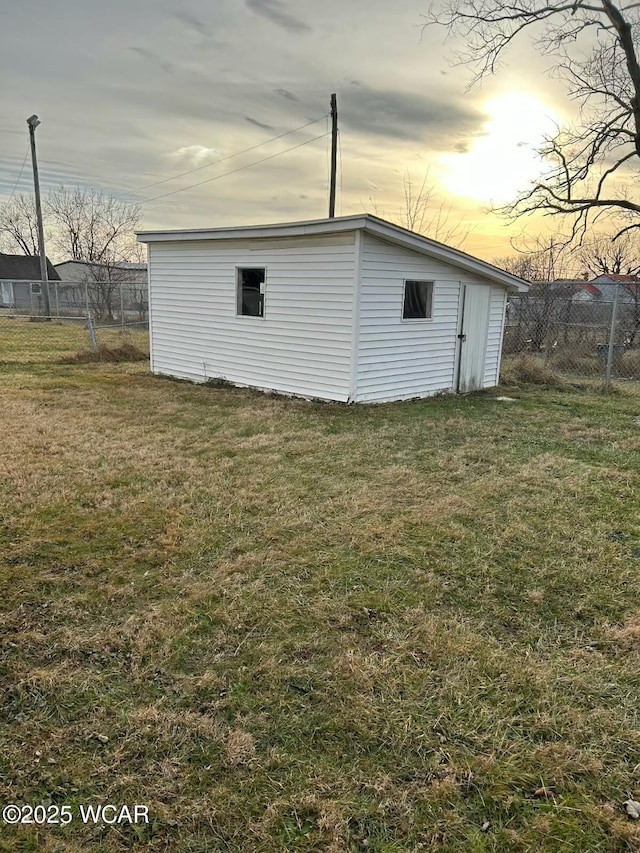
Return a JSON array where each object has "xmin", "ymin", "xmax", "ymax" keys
[
  {"xmin": 52, "ymin": 260, "xmax": 149, "ymax": 322},
  {"xmin": 572, "ymin": 283, "xmax": 603, "ymax": 302},
  {"xmin": 529, "ymin": 276, "xmax": 640, "ymax": 304},
  {"xmin": 0, "ymin": 253, "xmax": 60, "ymax": 310},
  {"xmin": 591, "ymin": 274, "xmax": 640, "ymax": 303},
  {"xmin": 54, "ymin": 259, "xmax": 147, "ymax": 284}
]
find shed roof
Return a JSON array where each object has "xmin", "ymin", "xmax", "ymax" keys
[
  {"xmin": 0, "ymin": 253, "xmax": 60, "ymax": 281},
  {"xmin": 54, "ymin": 259, "xmax": 147, "ymax": 271},
  {"xmin": 137, "ymin": 214, "xmax": 529, "ymax": 292}
]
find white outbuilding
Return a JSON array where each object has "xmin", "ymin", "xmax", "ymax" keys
[{"xmin": 137, "ymin": 215, "xmax": 528, "ymax": 403}]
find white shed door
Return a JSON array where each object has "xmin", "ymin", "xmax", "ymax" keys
[{"xmin": 457, "ymin": 284, "xmax": 491, "ymax": 392}]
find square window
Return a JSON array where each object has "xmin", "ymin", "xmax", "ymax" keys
[
  {"xmin": 403, "ymin": 280, "xmax": 433, "ymax": 320},
  {"xmin": 237, "ymin": 267, "xmax": 265, "ymax": 317}
]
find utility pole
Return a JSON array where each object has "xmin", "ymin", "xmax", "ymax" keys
[
  {"xmin": 26, "ymin": 114, "xmax": 51, "ymax": 317},
  {"xmin": 329, "ymin": 93, "xmax": 338, "ymax": 218}
]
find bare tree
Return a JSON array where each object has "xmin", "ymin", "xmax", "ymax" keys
[
  {"xmin": 425, "ymin": 0, "xmax": 640, "ymax": 244},
  {"xmin": 369, "ymin": 171, "xmax": 471, "ymax": 247},
  {"xmin": 575, "ymin": 231, "xmax": 640, "ymax": 345},
  {"xmin": 494, "ymin": 235, "xmax": 575, "ymax": 281},
  {"xmin": 0, "ymin": 193, "xmax": 40, "ymax": 255},
  {"xmin": 47, "ymin": 187, "xmax": 141, "ymax": 321},
  {"xmin": 493, "ymin": 252, "xmax": 542, "ymax": 282},
  {"xmin": 575, "ymin": 231, "xmax": 640, "ymax": 275},
  {"xmin": 47, "ymin": 187, "xmax": 140, "ymax": 268},
  {"xmin": 495, "ymin": 235, "xmax": 578, "ymax": 351}
]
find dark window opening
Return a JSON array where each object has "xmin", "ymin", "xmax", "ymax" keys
[
  {"xmin": 403, "ymin": 280, "xmax": 433, "ymax": 320},
  {"xmin": 237, "ymin": 267, "xmax": 265, "ymax": 317}
]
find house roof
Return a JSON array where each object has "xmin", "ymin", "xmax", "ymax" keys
[
  {"xmin": 592, "ymin": 273, "xmax": 640, "ymax": 283},
  {"xmin": 137, "ymin": 214, "xmax": 529, "ymax": 292},
  {"xmin": 577, "ymin": 283, "xmax": 602, "ymax": 296},
  {"xmin": 0, "ymin": 253, "xmax": 60, "ymax": 281}
]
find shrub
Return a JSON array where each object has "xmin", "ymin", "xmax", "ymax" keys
[
  {"xmin": 61, "ymin": 343, "xmax": 148, "ymax": 363},
  {"xmin": 620, "ymin": 348, "xmax": 640, "ymax": 379},
  {"xmin": 501, "ymin": 354, "xmax": 561, "ymax": 386},
  {"xmin": 548, "ymin": 350, "xmax": 602, "ymax": 376}
]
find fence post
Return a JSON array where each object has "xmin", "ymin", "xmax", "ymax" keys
[
  {"xmin": 85, "ymin": 281, "xmax": 90, "ymax": 317},
  {"xmin": 544, "ymin": 319, "xmax": 553, "ymax": 364},
  {"xmin": 120, "ymin": 282, "xmax": 125, "ymax": 326},
  {"xmin": 604, "ymin": 284, "xmax": 621, "ymax": 392},
  {"xmin": 87, "ymin": 314, "xmax": 98, "ymax": 352},
  {"xmin": 54, "ymin": 281, "xmax": 59, "ymax": 317}
]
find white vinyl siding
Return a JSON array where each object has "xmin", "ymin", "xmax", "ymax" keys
[
  {"xmin": 484, "ymin": 286, "xmax": 507, "ymax": 387},
  {"xmin": 355, "ymin": 233, "xmax": 462, "ymax": 402},
  {"xmin": 144, "ymin": 222, "xmax": 516, "ymax": 404},
  {"xmin": 148, "ymin": 234, "xmax": 356, "ymax": 402}
]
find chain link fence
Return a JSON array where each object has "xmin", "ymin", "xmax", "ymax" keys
[
  {"xmin": 0, "ymin": 278, "xmax": 149, "ymax": 363},
  {"xmin": 0, "ymin": 278, "xmax": 148, "ymax": 323},
  {"xmin": 503, "ymin": 285, "xmax": 640, "ymax": 387},
  {"xmin": 4, "ymin": 278, "xmax": 639, "ymax": 387}
]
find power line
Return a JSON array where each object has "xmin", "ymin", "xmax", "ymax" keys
[
  {"xmin": 4, "ymin": 147, "xmax": 29, "ymax": 204},
  {"xmin": 134, "ymin": 114, "xmax": 329, "ymax": 194},
  {"xmin": 140, "ymin": 131, "xmax": 330, "ymax": 205}
]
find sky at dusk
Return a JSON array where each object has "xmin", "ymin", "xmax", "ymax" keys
[{"xmin": 0, "ymin": 0, "xmax": 573, "ymax": 261}]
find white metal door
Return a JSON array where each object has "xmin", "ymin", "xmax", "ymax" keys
[{"xmin": 457, "ymin": 284, "xmax": 491, "ymax": 392}]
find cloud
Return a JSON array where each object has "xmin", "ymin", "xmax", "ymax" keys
[
  {"xmin": 245, "ymin": 116, "xmax": 275, "ymax": 131},
  {"xmin": 0, "ymin": 0, "xmax": 540, "ymax": 251},
  {"xmin": 245, "ymin": 0, "xmax": 311, "ymax": 33},
  {"xmin": 341, "ymin": 84, "xmax": 483, "ymax": 145},
  {"xmin": 171, "ymin": 145, "xmax": 219, "ymax": 164},
  {"xmin": 103, "ymin": 79, "xmax": 236, "ymax": 126},
  {"xmin": 173, "ymin": 11, "xmax": 210, "ymax": 36},
  {"xmin": 275, "ymin": 88, "xmax": 299, "ymax": 102},
  {"xmin": 129, "ymin": 46, "xmax": 175, "ymax": 75},
  {"xmin": 0, "ymin": 151, "xmax": 107, "ymax": 194}
]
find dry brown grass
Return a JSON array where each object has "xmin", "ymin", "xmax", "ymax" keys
[
  {"xmin": 225, "ymin": 729, "xmax": 257, "ymax": 766},
  {"xmin": 500, "ymin": 353, "xmax": 562, "ymax": 385},
  {"xmin": 620, "ymin": 347, "xmax": 640, "ymax": 376},
  {"xmin": 61, "ymin": 342, "xmax": 148, "ymax": 363},
  {"xmin": 605, "ymin": 615, "xmax": 640, "ymax": 649},
  {"xmin": 3, "ymin": 328, "xmax": 640, "ymax": 851}
]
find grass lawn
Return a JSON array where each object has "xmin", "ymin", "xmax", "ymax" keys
[{"xmin": 2, "ymin": 326, "xmax": 640, "ymax": 851}]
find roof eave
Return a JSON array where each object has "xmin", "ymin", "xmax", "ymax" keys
[
  {"xmin": 136, "ymin": 213, "xmax": 529, "ymax": 292},
  {"xmin": 136, "ymin": 215, "xmax": 369, "ymax": 244},
  {"xmin": 361, "ymin": 217, "xmax": 528, "ymax": 292}
]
